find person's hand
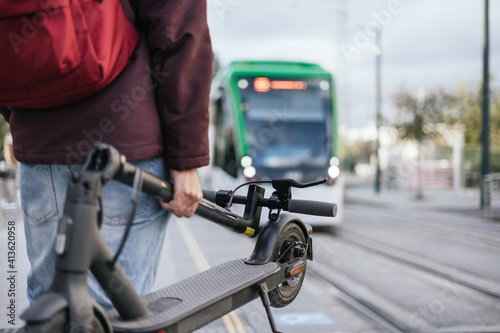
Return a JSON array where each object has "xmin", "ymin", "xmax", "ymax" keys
[{"xmin": 160, "ymin": 169, "xmax": 202, "ymax": 218}]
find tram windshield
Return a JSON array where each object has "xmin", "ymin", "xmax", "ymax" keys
[{"xmin": 239, "ymin": 77, "xmax": 332, "ymax": 169}]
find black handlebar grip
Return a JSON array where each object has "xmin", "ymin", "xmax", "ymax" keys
[
  {"xmin": 202, "ymin": 189, "xmax": 217, "ymax": 203},
  {"xmin": 288, "ymin": 199, "xmax": 337, "ymax": 217}
]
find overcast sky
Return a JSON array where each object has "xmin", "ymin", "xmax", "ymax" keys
[{"xmin": 206, "ymin": 0, "xmax": 500, "ymax": 129}]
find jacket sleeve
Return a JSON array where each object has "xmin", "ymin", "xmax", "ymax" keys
[{"xmin": 135, "ymin": 0, "xmax": 212, "ymax": 170}]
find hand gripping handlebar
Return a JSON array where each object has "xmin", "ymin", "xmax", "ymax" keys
[
  {"xmin": 202, "ymin": 189, "xmax": 337, "ymax": 218},
  {"xmin": 83, "ymin": 143, "xmax": 337, "ymax": 239}
]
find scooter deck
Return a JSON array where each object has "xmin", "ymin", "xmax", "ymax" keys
[{"xmin": 108, "ymin": 259, "xmax": 280, "ymax": 333}]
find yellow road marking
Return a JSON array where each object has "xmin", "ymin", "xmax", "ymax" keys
[{"xmin": 175, "ymin": 218, "xmax": 247, "ymax": 333}]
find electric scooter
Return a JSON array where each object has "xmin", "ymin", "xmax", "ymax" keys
[{"xmin": 5, "ymin": 143, "xmax": 337, "ymax": 333}]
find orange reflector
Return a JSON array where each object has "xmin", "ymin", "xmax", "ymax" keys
[{"xmin": 290, "ymin": 264, "xmax": 306, "ymax": 276}]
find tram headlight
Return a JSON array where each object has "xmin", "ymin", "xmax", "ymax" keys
[
  {"xmin": 241, "ymin": 156, "xmax": 253, "ymax": 168},
  {"xmin": 328, "ymin": 165, "xmax": 340, "ymax": 179},
  {"xmin": 238, "ymin": 79, "xmax": 249, "ymax": 89},
  {"xmin": 329, "ymin": 156, "xmax": 340, "ymax": 167},
  {"xmin": 241, "ymin": 156, "xmax": 256, "ymax": 178},
  {"xmin": 328, "ymin": 156, "xmax": 340, "ymax": 180},
  {"xmin": 243, "ymin": 166, "xmax": 256, "ymax": 178}
]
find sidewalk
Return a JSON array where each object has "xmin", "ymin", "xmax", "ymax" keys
[
  {"xmin": 344, "ymin": 184, "xmax": 500, "ymax": 222},
  {"xmin": 0, "ymin": 203, "xmax": 29, "ymax": 329}
]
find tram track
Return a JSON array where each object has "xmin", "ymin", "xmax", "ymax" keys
[
  {"xmin": 346, "ymin": 204, "xmax": 500, "ymax": 250},
  {"xmin": 308, "ymin": 208, "xmax": 500, "ymax": 333},
  {"xmin": 338, "ymin": 229, "xmax": 500, "ymax": 298},
  {"xmin": 306, "ymin": 236, "xmax": 432, "ymax": 333},
  {"xmin": 308, "ymin": 261, "xmax": 500, "ymax": 333},
  {"xmin": 307, "ymin": 269, "xmax": 407, "ymax": 333},
  {"xmin": 337, "ymin": 203, "xmax": 500, "ymax": 289},
  {"xmin": 308, "ymin": 235, "xmax": 500, "ymax": 333}
]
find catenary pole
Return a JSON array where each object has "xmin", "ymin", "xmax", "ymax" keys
[
  {"xmin": 373, "ymin": 1, "xmax": 382, "ymax": 193},
  {"xmin": 374, "ymin": 24, "xmax": 382, "ymax": 193},
  {"xmin": 480, "ymin": 0, "xmax": 490, "ymax": 208}
]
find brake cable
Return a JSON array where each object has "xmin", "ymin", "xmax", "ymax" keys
[
  {"xmin": 276, "ymin": 241, "xmax": 307, "ymax": 263},
  {"xmin": 96, "ymin": 195, "xmax": 104, "ymax": 228},
  {"xmin": 226, "ymin": 180, "xmax": 272, "ymax": 208},
  {"xmin": 109, "ymin": 167, "xmax": 143, "ymax": 269}
]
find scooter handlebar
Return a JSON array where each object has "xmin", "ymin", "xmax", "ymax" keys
[
  {"xmin": 203, "ymin": 189, "xmax": 337, "ymax": 218},
  {"xmin": 202, "ymin": 189, "xmax": 217, "ymax": 203},
  {"xmin": 288, "ymin": 199, "xmax": 337, "ymax": 217}
]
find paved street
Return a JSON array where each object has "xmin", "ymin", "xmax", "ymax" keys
[{"xmin": 1, "ymin": 182, "xmax": 500, "ymax": 332}]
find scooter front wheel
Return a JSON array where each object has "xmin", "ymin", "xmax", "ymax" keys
[
  {"xmin": 268, "ymin": 222, "xmax": 307, "ymax": 308},
  {"xmin": 20, "ymin": 309, "xmax": 105, "ymax": 333}
]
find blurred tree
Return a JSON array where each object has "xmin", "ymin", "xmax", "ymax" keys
[
  {"xmin": 452, "ymin": 80, "xmax": 500, "ymax": 176},
  {"xmin": 341, "ymin": 138, "xmax": 375, "ymax": 175},
  {"xmin": 454, "ymin": 80, "xmax": 500, "ymax": 145},
  {"xmin": 393, "ymin": 87, "xmax": 456, "ymax": 199}
]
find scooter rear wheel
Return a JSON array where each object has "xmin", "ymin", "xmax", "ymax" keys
[{"xmin": 268, "ymin": 222, "xmax": 307, "ymax": 308}]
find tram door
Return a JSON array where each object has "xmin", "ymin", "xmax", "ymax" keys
[{"xmin": 213, "ymin": 95, "xmax": 238, "ymax": 178}]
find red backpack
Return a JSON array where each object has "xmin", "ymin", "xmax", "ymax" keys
[{"xmin": 0, "ymin": 0, "xmax": 139, "ymax": 109}]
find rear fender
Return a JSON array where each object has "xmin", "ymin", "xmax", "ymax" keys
[{"xmin": 245, "ymin": 213, "xmax": 312, "ymax": 265}]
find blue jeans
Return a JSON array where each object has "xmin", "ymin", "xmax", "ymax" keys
[{"xmin": 20, "ymin": 157, "xmax": 170, "ymax": 310}]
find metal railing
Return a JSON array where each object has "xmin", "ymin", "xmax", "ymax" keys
[{"xmin": 484, "ymin": 173, "xmax": 500, "ymax": 218}]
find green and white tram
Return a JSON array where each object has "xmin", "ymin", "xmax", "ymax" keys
[{"xmin": 204, "ymin": 61, "xmax": 344, "ymax": 225}]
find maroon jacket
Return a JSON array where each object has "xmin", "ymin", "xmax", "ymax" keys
[{"xmin": 0, "ymin": 0, "xmax": 212, "ymax": 171}]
